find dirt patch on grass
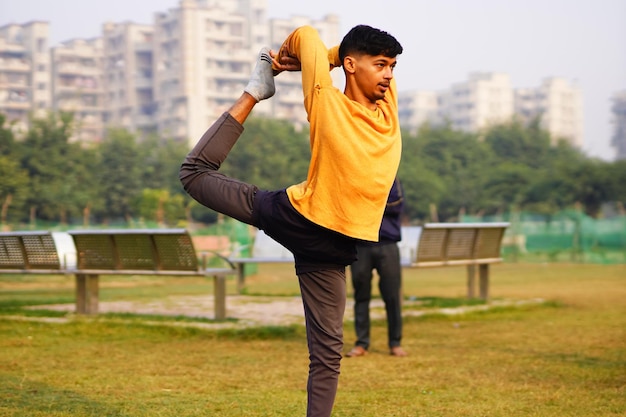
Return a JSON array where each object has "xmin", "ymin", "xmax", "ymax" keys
[{"xmin": 27, "ymin": 296, "xmax": 544, "ymax": 328}]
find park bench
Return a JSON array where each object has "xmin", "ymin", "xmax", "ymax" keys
[
  {"xmin": 0, "ymin": 229, "xmax": 235, "ymax": 319},
  {"xmin": 402, "ymin": 222, "xmax": 510, "ymax": 300},
  {"xmin": 0, "ymin": 231, "xmax": 62, "ymax": 273},
  {"xmin": 229, "ymin": 223, "xmax": 509, "ymax": 300}
]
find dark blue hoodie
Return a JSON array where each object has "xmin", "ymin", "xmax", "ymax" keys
[{"xmin": 361, "ymin": 178, "xmax": 404, "ymax": 245}]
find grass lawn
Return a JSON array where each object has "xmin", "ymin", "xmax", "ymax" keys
[{"xmin": 0, "ymin": 262, "xmax": 624, "ymax": 416}]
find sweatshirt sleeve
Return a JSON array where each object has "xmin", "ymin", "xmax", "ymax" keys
[
  {"xmin": 275, "ymin": 26, "xmax": 334, "ymax": 115},
  {"xmin": 327, "ymin": 45, "xmax": 341, "ymax": 68}
]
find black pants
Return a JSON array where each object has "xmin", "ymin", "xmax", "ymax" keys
[
  {"xmin": 180, "ymin": 112, "xmax": 349, "ymax": 417},
  {"xmin": 350, "ymin": 242, "xmax": 403, "ymax": 349}
]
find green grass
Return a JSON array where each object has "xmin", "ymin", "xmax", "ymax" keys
[{"xmin": 0, "ymin": 263, "xmax": 625, "ymax": 416}]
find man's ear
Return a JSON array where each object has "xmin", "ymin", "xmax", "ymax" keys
[{"xmin": 343, "ymin": 56, "xmax": 357, "ymax": 74}]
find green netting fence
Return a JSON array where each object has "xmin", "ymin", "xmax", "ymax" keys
[{"xmin": 462, "ymin": 210, "xmax": 626, "ymax": 264}]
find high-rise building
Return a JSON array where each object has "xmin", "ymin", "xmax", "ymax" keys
[
  {"xmin": 398, "ymin": 73, "xmax": 584, "ymax": 150},
  {"xmin": 611, "ymin": 90, "xmax": 626, "ymax": 160},
  {"xmin": 0, "ymin": 3, "xmax": 343, "ymax": 146},
  {"xmin": 268, "ymin": 14, "xmax": 341, "ymax": 127},
  {"xmin": 152, "ymin": 0, "xmax": 268, "ymax": 143},
  {"xmin": 5, "ymin": 6, "xmax": 587, "ymax": 152},
  {"xmin": 102, "ymin": 22, "xmax": 156, "ymax": 139},
  {"xmin": 398, "ymin": 90, "xmax": 438, "ymax": 134},
  {"xmin": 436, "ymin": 72, "xmax": 515, "ymax": 133},
  {"xmin": 0, "ymin": 21, "xmax": 50, "ymax": 134},
  {"xmin": 50, "ymin": 37, "xmax": 105, "ymax": 144},
  {"xmin": 515, "ymin": 77, "xmax": 583, "ymax": 147}
]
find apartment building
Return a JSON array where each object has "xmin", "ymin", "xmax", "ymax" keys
[
  {"xmin": 268, "ymin": 14, "xmax": 341, "ymax": 126},
  {"xmin": 515, "ymin": 77, "xmax": 583, "ymax": 147},
  {"xmin": 436, "ymin": 72, "xmax": 514, "ymax": 133},
  {"xmin": 397, "ymin": 90, "xmax": 438, "ymax": 134},
  {"xmin": 0, "ymin": 14, "xmax": 418, "ymax": 145},
  {"xmin": 0, "ymin": 21, "xmax": 50, "ymax": 134},
  {"xmin": 102, "ymin": 22, "xmax": 156, "ymax": 139},
  {"xmin": 152, "ymin": 0, "xmax": 268, "ymax": 143},
  {"xmin": 399, "ymin": 73, "xmax": 584, "ymax": 149},
  {"xmin": 150, "ymin": 0, "xmax": 342, "ymax": 143},
  {"xmin": 1, "ymin": 7, "xmax": 591, "ymax": 153},
  {"xmin": 611, "ymin": 90, "xmax": 626, "ymax": 160},
  {"xmin": 50, "ymin": 37, "xmax": 105, "ymax": 144},
  {"xmin": 1, "ymin": 1, "xmax": 343, "ymax": 146}
]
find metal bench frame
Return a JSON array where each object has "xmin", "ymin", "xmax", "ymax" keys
[
  {"xmin": 229, "ymin": 222, "xmax": 510, "ymax": 300},
  {"xmin": 0, "ymin": 229, "xmax": 235, "ymax": 319},
  {"xmin": 405, "ymin": 222, "xmax": 510, "ymax": 300},
  {"xmin": 0, "ymin": 231, "xmax": 61, "ymax": 273}
]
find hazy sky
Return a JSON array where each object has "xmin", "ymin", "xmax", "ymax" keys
[{"xmin": 2, "ymin": 0, "xmax": 625, "ymax": 160}]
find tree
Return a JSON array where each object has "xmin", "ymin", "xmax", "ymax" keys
[
  {"xmin": 0, "ymin": 156, "xmax": 29, "ymax": 226},
  {"xmin": 137, "ymin": 188, "xmax": 186, "ymax": 226},
  {"xmin": 481, "ymin": 162, "xmax": 534, "ymax": 213},
  {"xmin": 418, "ymin": 124, "xmax": 492, "ymax": 220},
  {"xmin": 97, "ymin": 128, "xmax": 144, "ymax": 222},
  {"xmin": 0, "ymin": 113, "xmax": 17, "ymax": 156},
  {"xmin": 563, "ymin": 159, "xmax": 613, "ymax": 218},
  {"xmin": 138, "ymin": 135, "xmax": 189, "ymax": 196},
  {"xmin": 397, "ymin": 127, "xmax": 446, "ymax": 221},
  {"xmin": 484, "ymin": 117, "xmax": 551, "ymax": 169},
  {"xmin": 220, "ymin": 117, "xmax": 311, "ymax": 190},
  {"xmin": 607, "ymin": 160, "xmax": 626, "ymax": 211},
  {"xmin": 18, "ymin": 111, "xmax": 89, "ymax": 223}
]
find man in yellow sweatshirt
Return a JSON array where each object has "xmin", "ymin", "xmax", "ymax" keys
[{"xmin": 180, "ymin": 24, "xmax": 402, "ymax": 417}]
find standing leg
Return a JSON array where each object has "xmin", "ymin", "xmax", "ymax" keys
[
  {"xmin": 376, "ymin": 243, "xmax": 406, "ymax": 356},
  {"xmin": 298, "ymin": 269, "xmax": 346, "ymax": 417},
  {"xmin": 349, "ymin": 245, "xmax": 374, "ymax": 352}
]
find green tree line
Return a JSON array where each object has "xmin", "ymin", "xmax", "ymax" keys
[{"xmin": 1, "ymin": 111, "xmax": 624, "ymax": 229}]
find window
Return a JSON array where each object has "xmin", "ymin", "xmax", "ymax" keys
[
  {"xmin": 230, "ymin": 23, "xmax": 243, "ymax": 37},
  {"xmin": 37, "ymin": 38, "xmax": 46, "ymax": 53}
]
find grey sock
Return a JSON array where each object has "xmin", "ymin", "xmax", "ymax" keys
[{"xmin": 244, "ymin": 47, "xmax": 275, "ymax": 102}]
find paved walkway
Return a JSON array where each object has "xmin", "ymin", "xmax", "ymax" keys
[{"xmin": 26, "ymin": 296, "xmax": 545, "ymax": 329}]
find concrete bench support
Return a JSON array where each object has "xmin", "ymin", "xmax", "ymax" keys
[{"xmin": 76, "ymin": 273, "xmax": 99, "ymax": 315}]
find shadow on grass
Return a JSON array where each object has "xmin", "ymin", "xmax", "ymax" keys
[
  {"xmin": 0, "ymin": 292, "xmax": 75, "ymax": 309},
  {"xmin": 96, "ymin": 313, "xmax": 306, "ymax": 340},
  {"xmin": 0, "ymin": 309, "xmax": 307, "ymax": 342},
  {"xmin": 0, "ymin": 376, "xmax": 130, "ymax": 417},
  {"xmin": 405, "ymin": 296, "xmax": 488, "ymax": 309}
]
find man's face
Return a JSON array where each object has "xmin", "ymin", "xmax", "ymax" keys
[{"xmin": 353, "ymin": 54, "xmax": 397, "ymax": 102}]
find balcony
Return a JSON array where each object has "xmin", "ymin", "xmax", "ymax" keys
[
  {"xmin": 0, "ymin": 59, "xmax": 31, "ymax": 72},
  {"xmin": 0, "ymin": 79, "xmax": 30, "ymax": 89},
  {"xmin": 134, "ymin": 41, "xmax": 153, "ymax": 52},
  {"xmin": 134, "ymin": 114, "xmax": 156, "ymax": 128},
  {"xmin": 0, "ymin": 99, "xmax": 30, "ymax": 110},
  {"xmin": 55, "ymin": 63, "xmax": 100, "ymax": 76},
  {"xmin": 134, "ymin": 76, "xmax": 153, "ymax": 90}
]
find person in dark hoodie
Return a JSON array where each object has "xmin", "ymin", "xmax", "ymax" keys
[{"xmin": 346, "ymin": 178, "xmax": 407, "ymax": 357}]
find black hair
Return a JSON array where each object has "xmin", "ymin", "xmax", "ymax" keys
[{"xmin": 338, "ymin": 25, "xmax": 403, "ymax": 61}]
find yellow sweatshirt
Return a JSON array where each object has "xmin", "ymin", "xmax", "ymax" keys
[{"xmin": 278, "ymin": 26, "xmax": 402, "ymax": 242}]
